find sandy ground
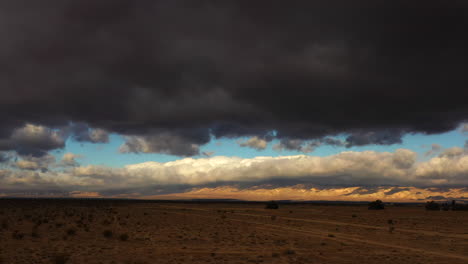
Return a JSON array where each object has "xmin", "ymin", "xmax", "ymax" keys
[{"xmin": 0, "ymin": 200, "xmax": 467, "ymax": 264}]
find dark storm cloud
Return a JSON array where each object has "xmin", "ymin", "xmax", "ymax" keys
[
  {"xmin": 68, "ymin": 123, "xmax": 109, "ymax": 143},
  {"xmin": 119, "ymin": 128, "xmax": 210, "ymax": 156},
  {"xmin": 273, "ymin": 139, "xmax": 320, "ymax": 153},
  {"xmin": 1, "ymin": 0, "xmax": 468, "ymax": 155},
  {"xmin": 0, "ymin": 124, "xmax": 66, "ymax": 156},
  {"xmin": 345, "ymin": 130, "xmax": 404, "ymax": 147},
  {"xmin": 273, "ymin": 137, "xmax": 344, "ymax": 153}
]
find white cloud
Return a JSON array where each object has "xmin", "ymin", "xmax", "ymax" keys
[
  {"xmin": 88, "ymin": 128, "xmax": 109, "ymax": 143},
  {"xmin": 438, "ymin": 147, "xmax": 465, "ymax": 158},
  {"xmin": 15, "ymin": 154, "xmax": 56, "ymax": 171},
  {"xmin": 424, "ymin": 143, "xmax": 442, "ymax": 157},
  {"xmin": 1, "ymin": 149, "xmax": 468, "ymax": 195},
  {"xmin": 15, "ymin": 160, "xmax": 42, "ymax": 170},
  {"xmin": 461, "ymin": 123, "xmax": 468, "ymax": 133},
  {"xmin": 238, "ymin": 136, "xmax": 268, "ymax": 150},
  {"xmin": 60, "ymin": 153, "xmax": 82, "ymax": 167}
]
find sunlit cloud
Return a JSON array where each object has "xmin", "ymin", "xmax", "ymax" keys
[{"xmin": 0, "ymin": 149, "xmax": 467, "ymax": 199}]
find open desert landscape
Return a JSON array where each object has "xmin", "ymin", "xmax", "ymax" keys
[
  {"xmin": 0, "ymin": 199, "xmax": 467, "ymax": 264},
  {"xmin": 2, "ymin": 1, "xmax": 468, "ymax": 264}
]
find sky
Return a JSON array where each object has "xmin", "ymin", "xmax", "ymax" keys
[{"xmin": 1, "ymin": 1, "xmax": 468, "ymax": 201}]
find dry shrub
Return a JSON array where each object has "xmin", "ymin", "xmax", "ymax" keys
[
  {"xmin": 265, "ymin": 201, "xmax": 279, "ymax": 209},
  {"xmin": 425, "ymin": 201, "xmax": 440, "ymax": 211},
  {"xmin": 368, "ymin": 200, "xmax": 385, "ymax": 210},
  {"xmin": 119, "ymin": 233, "xmax": 129, "ymax": 241},
  {"xmin": 66, "ymin": 228, "xmax": 76, "ymax": 236},
  {"xmin": 103, "ymin": 230, "xmax": 113, "ymax": 238},
  {"xmin": 52, "ymin": 254, "xmax": 70, "ymax": 264}
]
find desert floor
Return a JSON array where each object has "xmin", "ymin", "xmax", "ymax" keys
[{"xmin": 0, "ymin": 200, "xmax": 467, "ymax": 264}]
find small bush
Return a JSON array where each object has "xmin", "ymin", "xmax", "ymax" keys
[
  {"xmin": 265, "ymin": 201, "xmax": 279, "ymax": 209},
  {"xmin": 12, "ymin": 231, "xmax": 24, "ymax": 240},
  {"xmin": 31, "ymin": 230, "xmax": 40, "ymax": 238},
  {"xmin": 425, "ymin": 201, "xmax": 440, "ymax": 211},
  {"xmin": 66, "ymin": 228, "xmax": 76, "ymax": 236},
  {"xmin": 119, "ymin": 233, "xmax": 129, "ymax": 241},
  {"xmin": 103, "ymin": 230, "xmax": 113, "ymax": 238},
  {"xmin": 52, "ymin": 254, "xmax": 70, "ymax": 264},
  {"xmin": 1, "ymin": 220, "xmax": 8, "ymax": 230},
  {"xmin": 441, "ymin": 203, "xmax": 450, "ymax": 211},
  {"xmin": 452, "ymin": 204, "xmax": 468, "ymax": 211},
  {"xmin": 368, "ymin": 200, "xmax": 385, "ymax": 210}
]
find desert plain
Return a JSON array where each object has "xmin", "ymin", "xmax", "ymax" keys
[{"xmin": 0, "ymin": 199, "xmax": 467, "ymax": 264}]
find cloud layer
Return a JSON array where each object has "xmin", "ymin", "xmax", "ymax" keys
[
  {"xmin": 1, "ymin": 1, "xmax": 468, "ymax": 155},
  {"xmin": 1, "ymin": 149, "xmax": 467, "ymax": 199}
]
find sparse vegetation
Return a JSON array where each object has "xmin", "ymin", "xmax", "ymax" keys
[
  {"xmin": 52, "ymin": 254, "xmax": 70, "ymax": 264},
  {"xmin": 425, "ymin": 201, "xmax": 440, "ymax": 211},
  {"xmin": 265, "ymin": 201, "xmax": 279, "ymax": 209},
  {"xmin": 66, "ymin": 228, "xmax": 76, "ymax": 236},
  {"xmin": 31, "ymin": 229, "xmax": 39, "ymax": 238},
  {"xmin": 368, "ymin": 200, "xmax": 385, "ymax": 210},
  {"xmin": 12, "ymin": 230, "xmax": 24, "ymax": 240},
  {"xmin": 452, "ymin": 203, "xmax": 468, "ymax": 211},
  {"xmin": 103, "ymin": 229, "xmax": 113, "ymax": 238},
  {"xmin": 119, "ymin": 233, "xmax": 129, "ymax": 241},
  {"xmin": 1, "ymin": 219, "xmax": 8, "ymax": 230},
  {"xmin": 0, "ymin": 199, "xmax": 466, "ymax": 263},
  {"xmin": 387, "ymin": 219, "xmax": 396, "ymax": 233}
]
